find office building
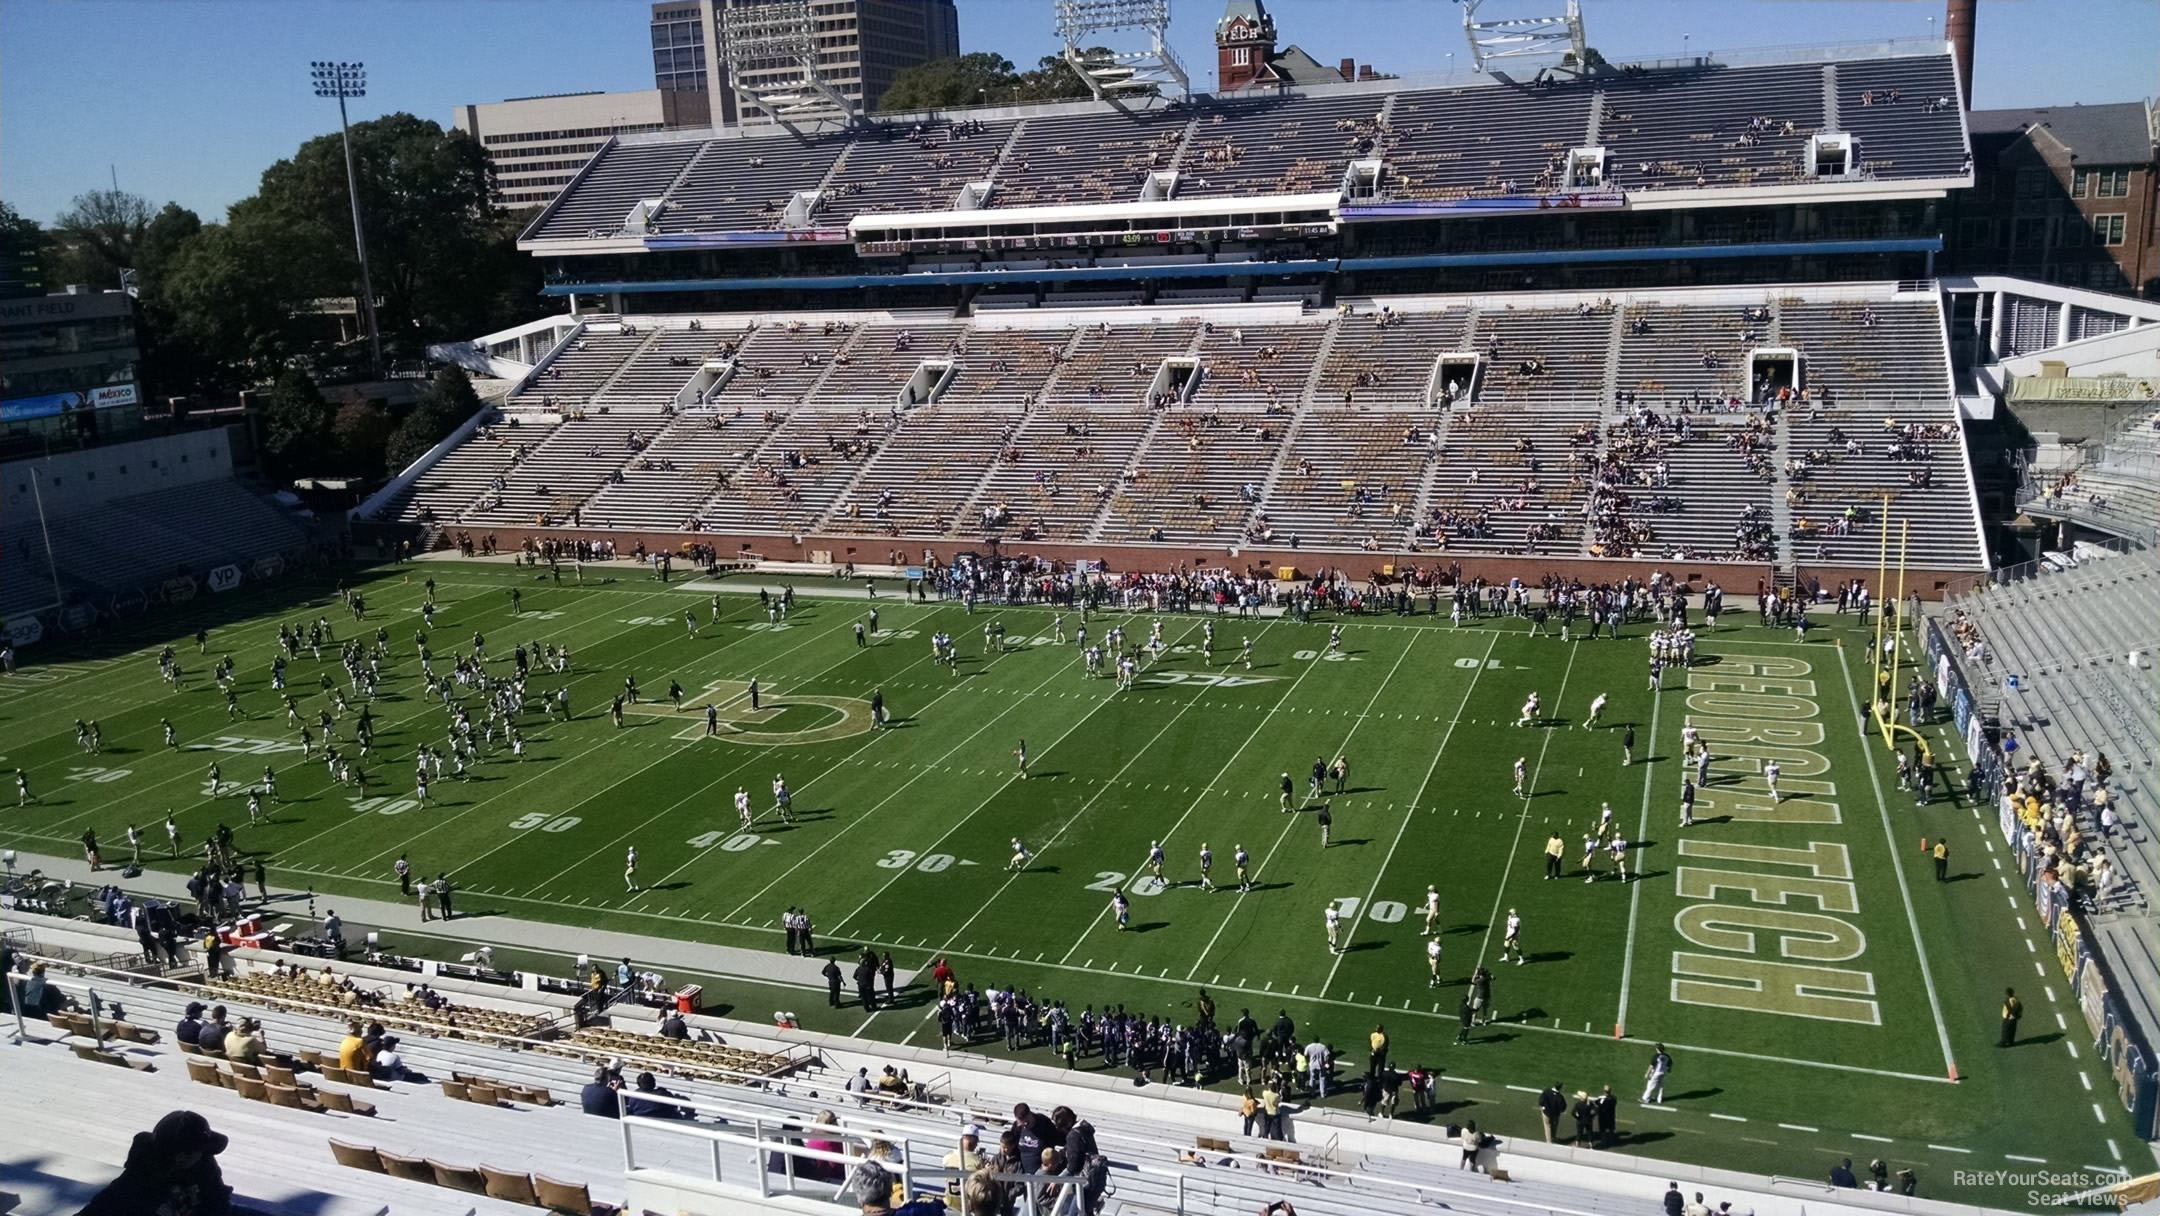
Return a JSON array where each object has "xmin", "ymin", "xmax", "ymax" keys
[
  {"xmin": 655, "ymin": 0, "xmax": 959, "ymax": 126},
  {"xmin": 453, "ymin": 89, "xmax": 711, "ymax": 211},
  {"xmin": 1945, "ymin": 101, "xmax": 2159, "ymax": 298}
]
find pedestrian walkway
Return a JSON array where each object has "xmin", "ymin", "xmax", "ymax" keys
[{"xmin": 13, "ymin": 849, "xmax": 889, "ymax": 991}]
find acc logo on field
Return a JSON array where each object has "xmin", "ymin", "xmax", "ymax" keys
[
  {"xmin": 631, "ymin": 679, "xmax": 875, "ymax": 746},
  {"xmin": 207, "ymin": 564, "xmax": 243, "ymax": 593},
  {"xmin": 3, "ymin": 616, "xmax": 43, "ymax": 647}
]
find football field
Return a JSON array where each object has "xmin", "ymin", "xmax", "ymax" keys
[{"xmin": 0, "ymin": 559, "xmax": 2138, "ymax": 1205}]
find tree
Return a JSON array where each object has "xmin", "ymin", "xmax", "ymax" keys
[
  {"xmin": 1016, "ymin": 52, "xmax": 1108, "ymax": 103},
  {"xmin": 258, "ymin": 366, "xmax": 332, "ymax": 482},
  {"xmin": 50, "ymin": 188, "xmax": 155, "ymax": 290},
  {"xmin": 878, "ymin": 52, "xmax": 1020, "ymax": 113},
  {"xmin": 243, "ymin": 113, "xmax": 528, "ymax": 358},
  {"xmin": 384, "ymin": 366, "xmax": 485, "ymax": 473},
  {"xmin": 332, "ymin": 399, "xmax": 393, "ymax": 476}
]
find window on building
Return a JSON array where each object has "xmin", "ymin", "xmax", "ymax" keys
[
  {"xmin": 1957, "ymin": 217, "xmax": 1993, "ymax": 248},
  {"xmin": 2062, "ymin": 215, "xmax": 2089, "ymax": 247},
  {"xmin": 2012, "ymin": 216, "xmax": 2049, "ymax": 248},
  {"xmin": 2070, "ymin": 168, "xmax": 2091, "ymax": 197},
  {"xmin": 2095, "ymin": 168, "xmax": 2131, "ymax": 198},
  {"xmin": 2089, "ymin": 262, "xmax": 2119, "ymax": 290},
  {"xmin": 2092, "ymin": 214, "xmax": 2126, "ymax": 245},
  {"xmin": 1231, "ymin": 47, "xmax": 1250, "ymax": 66},
  {"xmin": 2015, "ymin": 166, "xmax": 2043, "ymax": 198}
]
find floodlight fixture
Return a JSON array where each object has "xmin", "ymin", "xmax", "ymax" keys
[
  {"xmin": 307, "ymin": 59, "xmax": 384, "ymax": 379},
  {"xmin": 1055, "ymin": 0, "xmax": 1189, "ymax": 102}
]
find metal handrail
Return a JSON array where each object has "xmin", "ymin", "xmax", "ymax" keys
[{"xmin": 16, "ymin": 950, "xmax": 808, "ymax": 1093}]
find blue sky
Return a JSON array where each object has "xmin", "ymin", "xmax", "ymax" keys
[{"xmin": 4, "ymin": 0, "xmax": 2155, "ymax": 226}]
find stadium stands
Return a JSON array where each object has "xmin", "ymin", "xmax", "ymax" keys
[
  {"xmin": 518, "ymin": 49, "xmax": 1969, "ymax": 242},
  {"xmin": 1599, "ymin": 63, "xmax": 1822, "ymax": 193},
  {"xmin": 28, "ymin": 480, "xmax": 311, "ymax": 601},
  {"xmin": 388, "ymin": 285, "xmax": 1985, "ymax": 573},
  {"xmin": 15, "ymin": 949, "xmax": 1689, "ymax": 1216}
]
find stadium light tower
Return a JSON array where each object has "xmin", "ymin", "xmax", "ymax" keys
[
  {"xmin": 720, "ymin": 0, "xmax": 855, "ymax": 136},
  {"xmin": 1455, "ymin": 0, "xmax": 1587, "ymax": 75},
  {"xmin": 1055, "ymin": 0, "xmax": 1190, "ymax": 104},
  {"xmin": 310, "ymin": 60, "xmax": 385, "ymax": 381}
]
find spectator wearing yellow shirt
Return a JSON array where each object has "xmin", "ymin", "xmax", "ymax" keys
[{"xmin": 337, "ymin": 1020, "xmax": 371, "ymax": 1072}]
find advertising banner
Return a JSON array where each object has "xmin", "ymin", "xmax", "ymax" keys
[
  {"xmin": 3, "ymin": 617, "xmax": 43, "ymax": 647},
  {"xmin": 0, "ymin": 382, "xmax": 139, "ymax": 422},
  {"xmin": 207, "ymin": 564, "xmax": 243, "ymax": 593}
]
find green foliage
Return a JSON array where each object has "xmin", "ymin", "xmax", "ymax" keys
[
  {"xmin": 331, "ymin": 399, "xmax": 393, "ymax": 476},
  {"xmin": 876, "ymin": 49, "xmax": 1106, "ymax": 114},
  {"xmin": 383, "ymin": 366, "xmax": 486, "ymax": 473},
  {"xmin": 258, "ymin": 365, "xmax": 332, "ymax": 481},
  {"xmin": 0, "ymin": 200, "xmax": 50, "ymax": 296},
  {"xmin": 40, "ymin": 114, "xmax": 540, "ymax": 399}
]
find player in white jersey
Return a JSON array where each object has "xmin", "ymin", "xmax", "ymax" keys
[
  {"xmin": 1145, "ymin": 841, "xmax": 1164, "ymax": 881},
  {"xmin": 1426, "ymin": 935, "xmax": 1443, "ymax": 987},
  {"xmin": 1516, "ymin": 692, "xmax": 1540, "ymax": 728},
  {"xmin": 1015, "ymin": 739, "xmax": 1028, "ymax": 778},
  {"xmin": 1328, "ymin": 624, "xmax": 1343, "ymax": 655},
  {"xmin": 1764, "ymin": 760, "xmax": 1783, "ymax": 802},
  {"xmin": 1581, "ymin": 834, "xmax": 1600, "ymax": 882},
  {"xmin": 1241, "ymin": 636, "xmax": 1253, "ymax": 669},
  {"xmin": 1512, "ymin": 756, "xmax": 1527, "ymax": 797},
  {"xmin": 1608, "ymin": 836, "xmax": 1630, "ymax": 882},
  {"xmin": 773, "ymin": 775, "xmax": 794, "ymax": 824},
  {"xmin": 1234, "ymin": 844, "xmax": 1252, "ymax": 892},
  {"xmin": 1008, "ymin": 837, "xmax": 1031, "ymax": 871},
  {"xmin": 1584, "ymin": 692, "xmax": 1608, "ymax": 729},
  {"xmin": 1681, "ymin": 720, "xmax": 1700, "ymax": 756},
  {"xmin": 1423, "ymin": 885, "xmax": 1441, "ymax": 934},
  {"xmin": 624, "ymin": 846, "xmax": 640, "ymax": 892},
  {"xmin": 735, "ymin": 787, "xmax": 753, "ymax": 828},
  {"xmin": 1197, "ymin": 843, "xmax": 1215, "ymax": 891},
  {"xmin": 1111, "ymin": 889, "xmax": 1130, "ymax": 930},
  {"xmin": 1203, "ymin": 621, "xmax": 1215, "ymax": 662},
  {"xmin": 1500, "ymin": 909, "xmax": 1525, "ymax": 965},
  {"xmin": 1325, "ymin": 904, "xmax": 1342, "ymax": 954},
  {"xmin": 1053, "ymin": 613, "xmax": 1066, "ymax": 644}
]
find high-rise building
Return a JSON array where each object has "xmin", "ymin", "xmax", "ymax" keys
[
  {"xmin": 659, "ymin": 0, "xmax": 959, "ymax": 126},
  {"xmin": 453, "ymin": 89, "xmax": 711, "ymax": 211}
]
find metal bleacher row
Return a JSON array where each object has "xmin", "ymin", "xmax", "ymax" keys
[
  {"xmin": 0, "ymin": 479, "xmax": 313, "ymax": 621},
  {"xmin": 380, "ymin": 290, "xmax": 1984, "ymax": 571},
  {"xmin": 523, "ymin": 50, "xmax": 1967, "ymax": 241},
  {"xmin": 17, "ymin": 951, "xmax": 1676, "ymax": 1216}
]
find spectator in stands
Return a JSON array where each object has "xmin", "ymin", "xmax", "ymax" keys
[
  {"xmin": 336, "ymin": 1019, "xmax": 369, "ymax": 1072},
  {"xmin": 843, "ymin": 1140, "xmax": 902, "ymax": 1215},
  {"xmin": 372, "ymin": 1035, "xmax": 412, "ymax": 1082},
  {"xmin": 623, "ymin": 1071, "xmax": 690, "ymax": 1120},
  {"xmin": 224, "ymin": 1017, "xmax": 264, "ymax": 1067},
  {"xmin": 581, "ymin": 1064, "xmax": 623, "ymax": 1117},
  {"xmin": 78, "ymin": 1110, "xmax": 232, "ymax": 1216},
  {"xmin": 804, "ymin": 1111, "xmax": 848, "ymax": 1183},
  {"xmin": 658, "ymin": 1008, "xmax": 691, "ymax": 1039},
  {"xmin": 175, "ymin": 1000, "xmax": 205, "ymax": 1048},
  {"xmin": 196, "ymin": 1005, "xmax": 231, "ymax": 1057},
  {"xmin": 1010, "ymin": 1102, "xmax": 1057, "ymax": 1172},
  {"xmin": 943, "ymin": 1125, "xmax": 985, "ymax": 1202}
]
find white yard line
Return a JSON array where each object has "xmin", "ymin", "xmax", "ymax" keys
[
  {"xmin": 1614, "ymin": 663, "xmax": 1667, "ymax": 1036},
  {"xmin": 831, "ymin": 617, "xmax": 1242, "ymax": 938},
  {"xmin": 1829, "ymin": 639, "xmax": 1958, "ymax": 1083},
  {"xmin": 1470, "ymin": 643, "xmax": 1581, "ymax": 973},
  {"xmin": 1315, "ymin": 631, "xmax": 1500, "ymax": 998},
  {"xmin": 926, "ymin": 629, "xmax": 1276, "ymax": 963},
  {"xmin": 703, "ymin": 621, "xmax": 1106, "ymax": 923}
]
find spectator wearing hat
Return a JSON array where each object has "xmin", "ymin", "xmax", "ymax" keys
[
  {"xmin": 943, "ymin": 1125, "xmax": 985, "ymax": 1201},
  {"xmin": 224, "ymin": 1018, "xmax": 264, "ymax": 1067},
  {"xmin": 372, "ymin": 1035, "xmax": 411, "ymax": 1082},
  {"xmin": 79, "ymin": 1109, "xmax": 232, "ymax": 1216},
  {"xmin": 175, "ymin": 1001, "xmax": 206, "ymax": 1047}
]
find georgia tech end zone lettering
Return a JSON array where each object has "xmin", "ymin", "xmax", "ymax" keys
[{"xmin": 1669, "ymin": 654, "xmax": 1881, "ymax": 1026}]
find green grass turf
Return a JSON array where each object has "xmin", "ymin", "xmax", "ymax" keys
[{"xmin": 0, "ymin": 560, "xmax": 2141, "ymax": 1207}]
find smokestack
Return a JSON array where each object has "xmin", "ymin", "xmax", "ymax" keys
[
  {"xmin": 1946, "ymin": 0, "xmax": 1976, "ymax": 110},
  {"xmin": 1340, "ymin": 57, "xmax": 1356, "ymax": 82}
]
